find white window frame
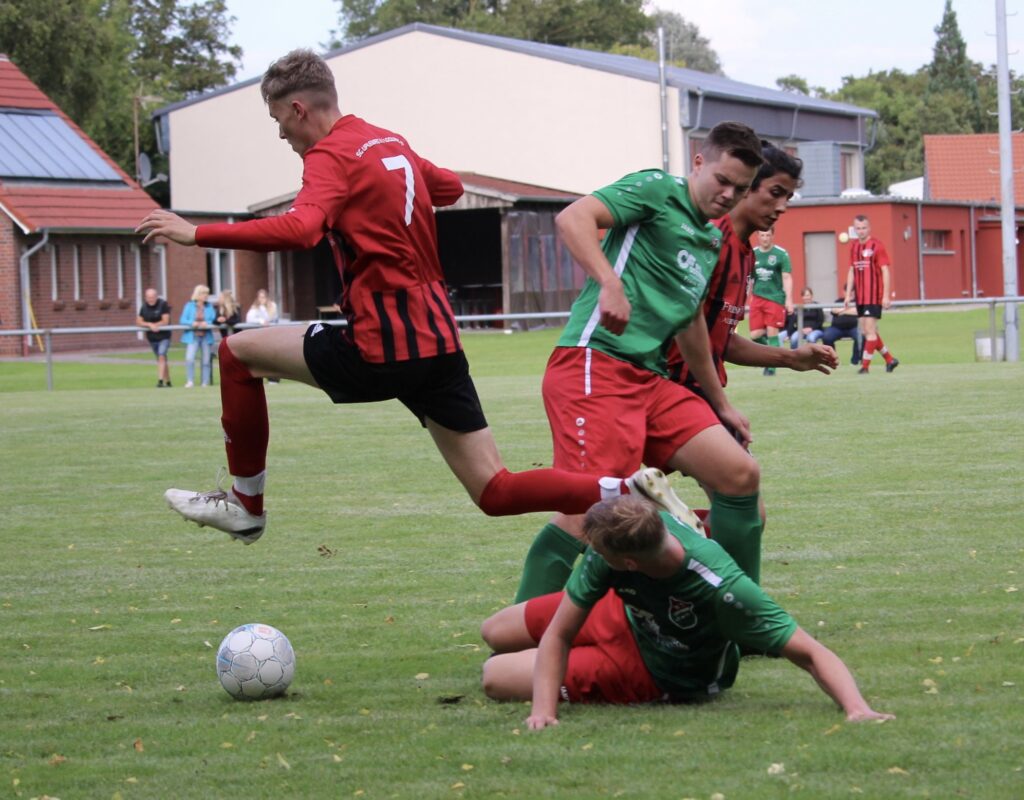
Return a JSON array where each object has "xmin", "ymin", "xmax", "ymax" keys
[
  {"xmin": 96, "ymin": 245, "xmax": 105, "ymax": 300},
  {"xmin": 72, "ymin": 244, "xmax": 81, "ymax": 301},
  {"xmin": 49, "ymin": 244, "xmax": 59, "ymax": 301},
  {"xmin": 116, "ymin": 245, "xmax": 125, "ymax": 298}
]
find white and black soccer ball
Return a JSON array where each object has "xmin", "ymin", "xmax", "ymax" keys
[{"xmin": 216, "ymin": 623, "xmax": 295, "ymax": 700}]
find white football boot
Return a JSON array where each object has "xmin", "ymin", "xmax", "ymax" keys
[
  {"xmin": 164, "ymin": 483, "xmax": 266, "ymax": 544},
  {"xmin": 627, "ymin": 467, "xmax": 705, "ymax": 536}
]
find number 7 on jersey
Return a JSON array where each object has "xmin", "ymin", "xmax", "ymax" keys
[{"xmin": 382, "ymin": 155, "xmax": 415, "ymax": 226}]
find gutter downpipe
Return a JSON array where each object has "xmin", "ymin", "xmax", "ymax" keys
[
  {"xmin": 658, "ymin": 27, "xmax": 669, "ymax": 172},
  {"xmin": 19, "ymin": 229, "xmax": 49, "ymax": 354},
  {"xmin": 917, "ymin": 202, "xmax": 926, "ymax": 300}
]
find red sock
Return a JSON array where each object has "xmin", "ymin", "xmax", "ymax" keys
[
  {"xmin": 862, "ymin": 338, "xmax": 877, "ymax": 369},
  {"xmin": 478, "ymin": 468, "xmax": 625, "ymax": 516},
  {"xmin": 876, "ymin": 335, "xmax": 895, "ymax": 364},
  {"xmin": 219, "ymin": 339, "xmax": 267, "ymax": 515}
]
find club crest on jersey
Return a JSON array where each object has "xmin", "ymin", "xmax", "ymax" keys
[
  {"xmin": 668, "ymin": 596, "xmax": 698, "ymax": 630},
  {"xmin": 767, "ymin": 255, "xmax": 777, "ymax": 265}
]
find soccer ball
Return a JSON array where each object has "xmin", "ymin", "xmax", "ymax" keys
[{"xmin": 216, "ymin": 623, "xmax": 295, "ymax": 700}]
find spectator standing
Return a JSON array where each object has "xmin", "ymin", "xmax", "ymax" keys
[
  {"xmin": 245, "ymin": 289, "xmax": 279, "ymax": 326},
  {"xmin": 180, "ymin": 284, "xmax": 216, "ymax": 388},
  {"xmin": 137, "ymin": 287, "xmax": 172, "ymax": 387},
  {"xmin": 216, "ymin": 290, "xmax": 241, "ymax": 338}
]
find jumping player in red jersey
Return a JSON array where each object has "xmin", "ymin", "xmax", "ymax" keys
[
  {"xmin": 844, "ymin": 215, "xmax": 900, "ymax": 374},
  {"xmin": 136, "ymin": 49, "xmax": 671, "ymax": 543}
]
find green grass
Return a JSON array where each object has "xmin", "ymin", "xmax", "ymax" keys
[{"xmin": 1, "ymin": 311, "xmax": 1023, "ymax": 799}]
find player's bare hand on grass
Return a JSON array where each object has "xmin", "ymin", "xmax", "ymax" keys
[
  {"xmin": 136, "ymin": 210, "xmax": 198, "ymax": 246},
  {"xmin": 526, "ymin": 714, "xmax": 559, "ymax": 730},
  {"xmin": 597, "ymin": 280, "xmax": 631, "ymax": 335},
  {"xmin": 792, "ymin": 343, "xmax": 838, "ymax": 374},
  {"xmin": 846, "ymin": 708, "xmax": 895, "ymax": 723}
]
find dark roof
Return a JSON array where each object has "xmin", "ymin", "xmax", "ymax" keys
[
  {"xmin": 154, "ymin": 23, "xmax": 876, "ymax": 120},
  {"xmin": 0, "ymin": 55, "xmax": 158, "ymax": 233}
]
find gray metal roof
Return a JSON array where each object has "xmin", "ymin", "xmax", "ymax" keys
[
  {"xmin": 0, "ymin": 109, "xmax": 121, "ymax": 181},
  {"xmin": 153, "ymin": 23, "xmax": 876, "ymax": 120}
]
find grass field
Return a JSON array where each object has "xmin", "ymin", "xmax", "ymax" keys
[{"xmin": 2, "ymin": 309, "xmax": 1023, "ymax": 799}]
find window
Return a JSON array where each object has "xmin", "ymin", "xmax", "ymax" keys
[
  {"xmin": 49, "ymin": 244, "xmax": 59, "ymax": 301},
  {"xmin": 116, "ymin": 245, "xmax": 125, "ymax": 299},
  {"xmin": 840, "ymin": 152, "xmax": 858, "ymax": 191},
  {"xmin": 923, "ymin": 230, "xmax": 952, "ymax": 253},
  {"xmin": 72, "ymin": 245, "xmax": 81, "ymax": 301},
  {"xmin": 96, "ymin": 245, "xmax": 105, "ymax": 300},
  {"xmin": 206, "ymin": 248, "xmax": 233, "ymax": 294}
]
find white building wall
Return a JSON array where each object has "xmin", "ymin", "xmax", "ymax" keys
[{"xmin": 167, "ymin": 30, "xmax": 683, "ymax": 213}]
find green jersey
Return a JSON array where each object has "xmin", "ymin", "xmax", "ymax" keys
[
  {"xmin": 752, "ymin": 245, "xmax": 791, "ymax": 305},
  {"xmin": 556, "ymin": 170, "xmax": 722, "ymax": 377},
  {"xmin": 564, "ymin": 513, "xmax": 797, "ymax": 700}
]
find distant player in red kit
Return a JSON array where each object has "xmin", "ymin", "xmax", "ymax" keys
[
  {"xmin": 844, "ymin": 215, "xmax": 900, "ymax": 374},
  {"xmin": 137, "ymin": 49, "xmax": 667, "ymax": 543}
]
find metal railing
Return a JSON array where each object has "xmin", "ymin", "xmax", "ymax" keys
[{"xmin": 2, "ymin": 299, "xmax": 1021, "ymax": 391}]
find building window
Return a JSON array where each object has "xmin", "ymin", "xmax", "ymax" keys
[
  {"xmin": 116, "ymin": 245, "xmax": 125, "ymax": 298},
  {"xmin": 49, "ymin": 244, "xmax": 59, "ymax": 301},
  {"xmin": 923, "ymin": 229, "xmax": 952, "ymax": 253},
  {"xmin": 840, "ymin": 152, "xmax": 858, "ymax": 191},
  {"xmin": 206, "ymin": 248, "xmax": 233, "ymax": 294},
  {"xmin": 96, "ymin": 245, "xmax": 105, "ymax": 300},
  {"xmin": 73, "ymin": 245, "xmax": 81, "ymax": 301}
]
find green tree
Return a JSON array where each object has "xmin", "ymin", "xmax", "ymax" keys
[
  {"xmin": 334, "ymin": 0, "xmax": 650, "ymax": 49},
  {"xmin": 926, "ymin": 0, "xmax": 981, "ymax": 131},
  {"xmin": 609, "ymin": 9, "xmax": 722, "ymax": 74}
]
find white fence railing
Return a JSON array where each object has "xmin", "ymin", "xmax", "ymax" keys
[{"xmin": 2, "ymin": 298, "xmax": 1022, "ymax": 391}]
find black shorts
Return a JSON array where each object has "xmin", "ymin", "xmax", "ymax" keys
[
  {"xmin": 856, "ymin": 304, "xmax": 883, "ymax": 319},
  {"xmin": 303, "ymin": 323, "xmax": 488, "ymax": 433}
]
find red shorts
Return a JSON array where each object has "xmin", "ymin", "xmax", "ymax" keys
[
  {"xmin": 542, "ymin": 347, "xmax": 719, "ymax": 474},
  {"xmin": 525, "ymin": 591, "xmax": 663, "ymax": 704},
  {"xmin": 748, "ymin": 296, "xmax": 786, "ymax": 331}
]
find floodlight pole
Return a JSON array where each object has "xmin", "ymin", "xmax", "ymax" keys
[{"xmin": 996, "ymin": 0, "xmax": 1020, "ymax": 361}]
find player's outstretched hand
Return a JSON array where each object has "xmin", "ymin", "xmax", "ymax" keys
[
  {"xmin": 136, "ymin": 210, "xmax": 198, "ymax": 246},
  {"xmin": 792, "ymin": 343, "xmax": 838, "ymax": 374},
  {"xmin": 846, "ymin": 708, "xmax": 895, "ymax": 723},
  {"xmin": 526, "ymin": 713, "xmax": 560, "ymax": 731}
]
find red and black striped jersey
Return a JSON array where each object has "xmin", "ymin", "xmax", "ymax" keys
[
  {"xmin": 849, "ymin": 236, "xmax": 889, "ymax": 306},
  {"xmin": 668, "ymin": 214, "xmax": 753, "ymax": 389},
  {"xmin": 196, "ymin": 115, "xmax": 464, "ymax": 363}
]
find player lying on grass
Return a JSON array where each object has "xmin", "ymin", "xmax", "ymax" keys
[
  {"xmin": 135, "ymin": 49, "xmax": 674, "ymax": 544},
  {"xmin": 480, "ymin": 495, "xmax": 893, "ymax": 729}
]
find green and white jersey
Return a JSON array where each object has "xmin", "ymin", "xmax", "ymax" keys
[
  {"xmin": 752, "ymin": 245, "xmax": 791, "ymax": 305},
  {"xmin": 565, "ymin": 513, "xmax": 798, "ymax": 700},
  {"xmin": 557, "ymin": 170, "xmax": 722, "ymax": 377}
]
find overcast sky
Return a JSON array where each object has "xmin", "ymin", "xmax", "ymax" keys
[{"xmin": 225, "ymin": 0, "xmax": 1023, "ymax": 92}]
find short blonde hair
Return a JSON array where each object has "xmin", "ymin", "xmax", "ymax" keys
[
  {"xmin": 260, "ymin": 49, "xmax": 337, "ymax": 109},
  {"xmin": 583, "ymin": 496, "xmax": 666, "ymax": 556},
  {"xmin": 191, "ymin": 284, "xmax": 211, "ymax": 302}
]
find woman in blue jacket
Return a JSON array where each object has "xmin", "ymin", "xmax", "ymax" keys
[{"xmin": 180, "ymin": 284, "xmax": 217, "ymax": 387}]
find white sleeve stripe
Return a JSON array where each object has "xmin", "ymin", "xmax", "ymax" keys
[{"xmin": 686, "ymin": 558, "xmax": 723, "ymax": 587}]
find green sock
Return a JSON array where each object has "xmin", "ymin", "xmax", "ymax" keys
[
  {"xmin": 709, "ymin": 492, "xmax": 762, "ymax": 584},
  {"xmin": 754, "ymin": 335, "xmax": 768, "ymax": 346},
  {"xmin": 514, "ymin": 523, "xmax": 587, "ymax": 603},
  {"xmin": 767, "ymin": 334, "xmax": 780, "ymax": 347}
]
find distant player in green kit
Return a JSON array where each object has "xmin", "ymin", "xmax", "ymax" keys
[
  {"xmin": 481, "ymin": 496, "xmax": 894, "ymax": 728},
  {"xmin": 749, "ymin": 227, "xmax": 793, "ymax": 376},
  {"xmin": 514, "ymin": 122, "xmax": 768, "ymax": 604}
]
